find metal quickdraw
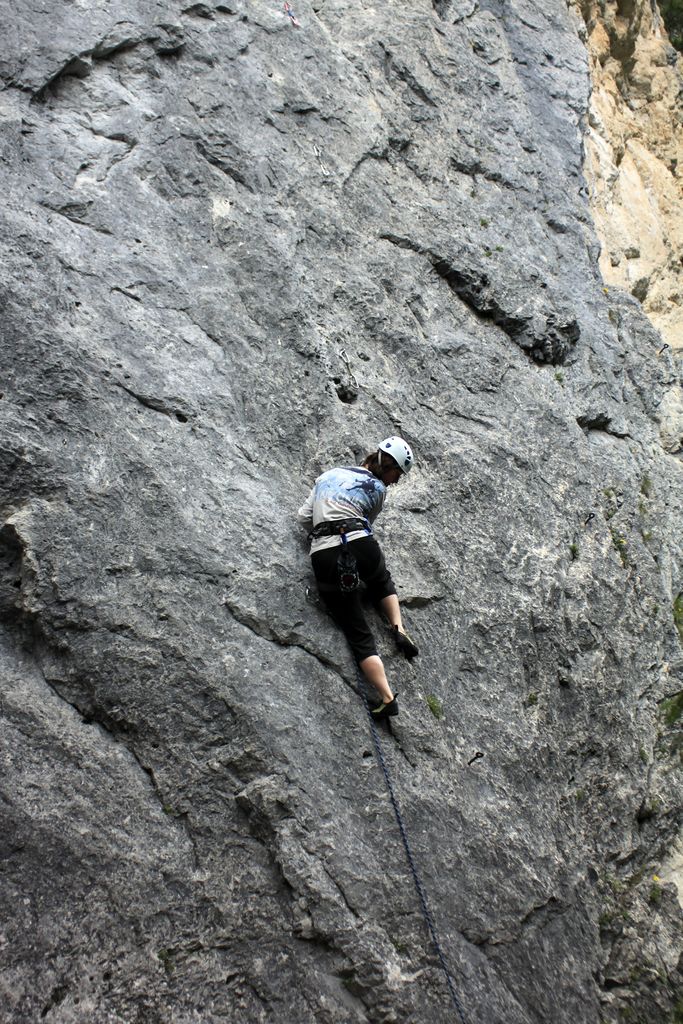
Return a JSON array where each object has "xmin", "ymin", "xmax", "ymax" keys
[
  {"xmin": 338, "ymin": 348, "xmax": 360, "ymax": 391},
  {"xmin": 283, "ymin": 1, "xmax": 300, "ymax": 26}
]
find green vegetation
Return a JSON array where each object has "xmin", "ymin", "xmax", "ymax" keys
[
  {"xmin": 605, "ymin": 874, "xmax": 626, "ymax": 896},
  {"xmin": 569, "ymin": 541, "xmax": 579, "ymax": 560},
  {"xmin": 660, "ymin": 0, "xmax": 683, "ymax": 51},
  {"xmin": 426, "ymin": 694, "xmax": 444, "ymax": 720},
  {"xmin": 637, "ymin": 798, "xmax": 662, "ymax": 822},
  {"xmin": 158, "ymin": 949, "xmax": 175, "ymax": 975},
  {"xmin": 480, "ymin": 217, "xmax": 489, "ymax": 227},
  {"xmin": 526, "ymin": 692, "xmax": 538, "ymax": 707},
  {"xmin": 649, "ymin": 883, "xmax": 663, "ymax": 906},
  {"xmin": 627, "ymin": 866, "xmax": 646, "ymax": 888},
  {"xmin": 603, "ymin": 487, "xmax": 619, "ymax": 521},
  {"xmin": 610, "ymin": 527, "xmax": 629, "ymax": 567},
  {"xmin": 638, "ymin": 485, "xmax": 653, "ymax": 543},
  {"xmin": 674, "ymin": 593, "xmax": 683, "ymax": 644},
  {"xmin": 555, "ymin": 371, "xmax": 565, "ymax": 384},
  {"xmin": 340, "ymin": 970, "xmax": 362, "ymax": 996},
  {"xmin": 639, "ymin": 746, "xmax": 648, "ymax": 765},
  {"xmin": 661, "ymin": 691, "xmax": 683, "ymax": 726},
  {"xmin": 672, "ymin": 997, "xmax": 683, "ymax": 1024}
]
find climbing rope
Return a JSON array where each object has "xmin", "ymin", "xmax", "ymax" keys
[{"xmin": 353, "ymin": 662, "xmax": 469, "ymax": 1024}]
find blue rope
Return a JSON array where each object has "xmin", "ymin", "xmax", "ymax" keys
[{"xmin": 356, "ymin": 667, "xmax": 469, "ymax": 1024}]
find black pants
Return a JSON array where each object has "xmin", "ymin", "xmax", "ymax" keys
[{"xmin": 311, "ymin": 536, "xmax": 397, "ymax": 662}]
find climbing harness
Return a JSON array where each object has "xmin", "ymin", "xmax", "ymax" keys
[
  {"xmin": 353, "ymin": 662, "xmax": 469, "ymax": 1023},
  {"xmin": 310, "ymin": 518, "xmax": 372, "ymax": 593},
  {"xmin": 309, "ymin": 517, "xmax": 371, "ymax": 540}
]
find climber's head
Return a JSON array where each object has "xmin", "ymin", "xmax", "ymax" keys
[{"xmin": 363, "ymin": 436, "xmax": 413, "ymax": 486}]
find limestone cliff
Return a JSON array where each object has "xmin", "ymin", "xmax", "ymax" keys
[
  {"xmin": 580, "ymin": 0, "xmax": 682, "ymax": 349},
  {"xmin": 0, "ymin": 2, "xmax": 682, "ymax": 1023},
  {"xmin": 579, "ymin": 0, "xmax": 683, "ymax": 454}
]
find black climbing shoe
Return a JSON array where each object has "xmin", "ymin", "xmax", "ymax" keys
[
  {"xmin": 370, "ymin": 696, "xmax": 399, "ymax": 720},
  {"xmin": 392, "ymin": 626, "xmax": 419, "ymax": 660}
]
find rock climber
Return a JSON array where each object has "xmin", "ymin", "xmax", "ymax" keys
[{"xmin": 298, "ymin": 437, "xmax": 419, "ymax": 720}]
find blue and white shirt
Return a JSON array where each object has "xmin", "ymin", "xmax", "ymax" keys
[{"xmin": 298, "ymin": 467, "xmax": 386, "ymax": 553}]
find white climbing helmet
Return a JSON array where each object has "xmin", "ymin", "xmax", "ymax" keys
[{"xmin": 379, "ymin": 436, "xmax": 413, "ymax": 475}]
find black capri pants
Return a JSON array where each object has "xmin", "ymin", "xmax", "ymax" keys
[{"xmin": 311, "ymin": 536, "xmax": 397, "ymax": 662}]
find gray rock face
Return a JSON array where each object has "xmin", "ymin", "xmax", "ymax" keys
[{"xmin": 1, "ymin": 1, "xmax": 681, "ymax": 1022}]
